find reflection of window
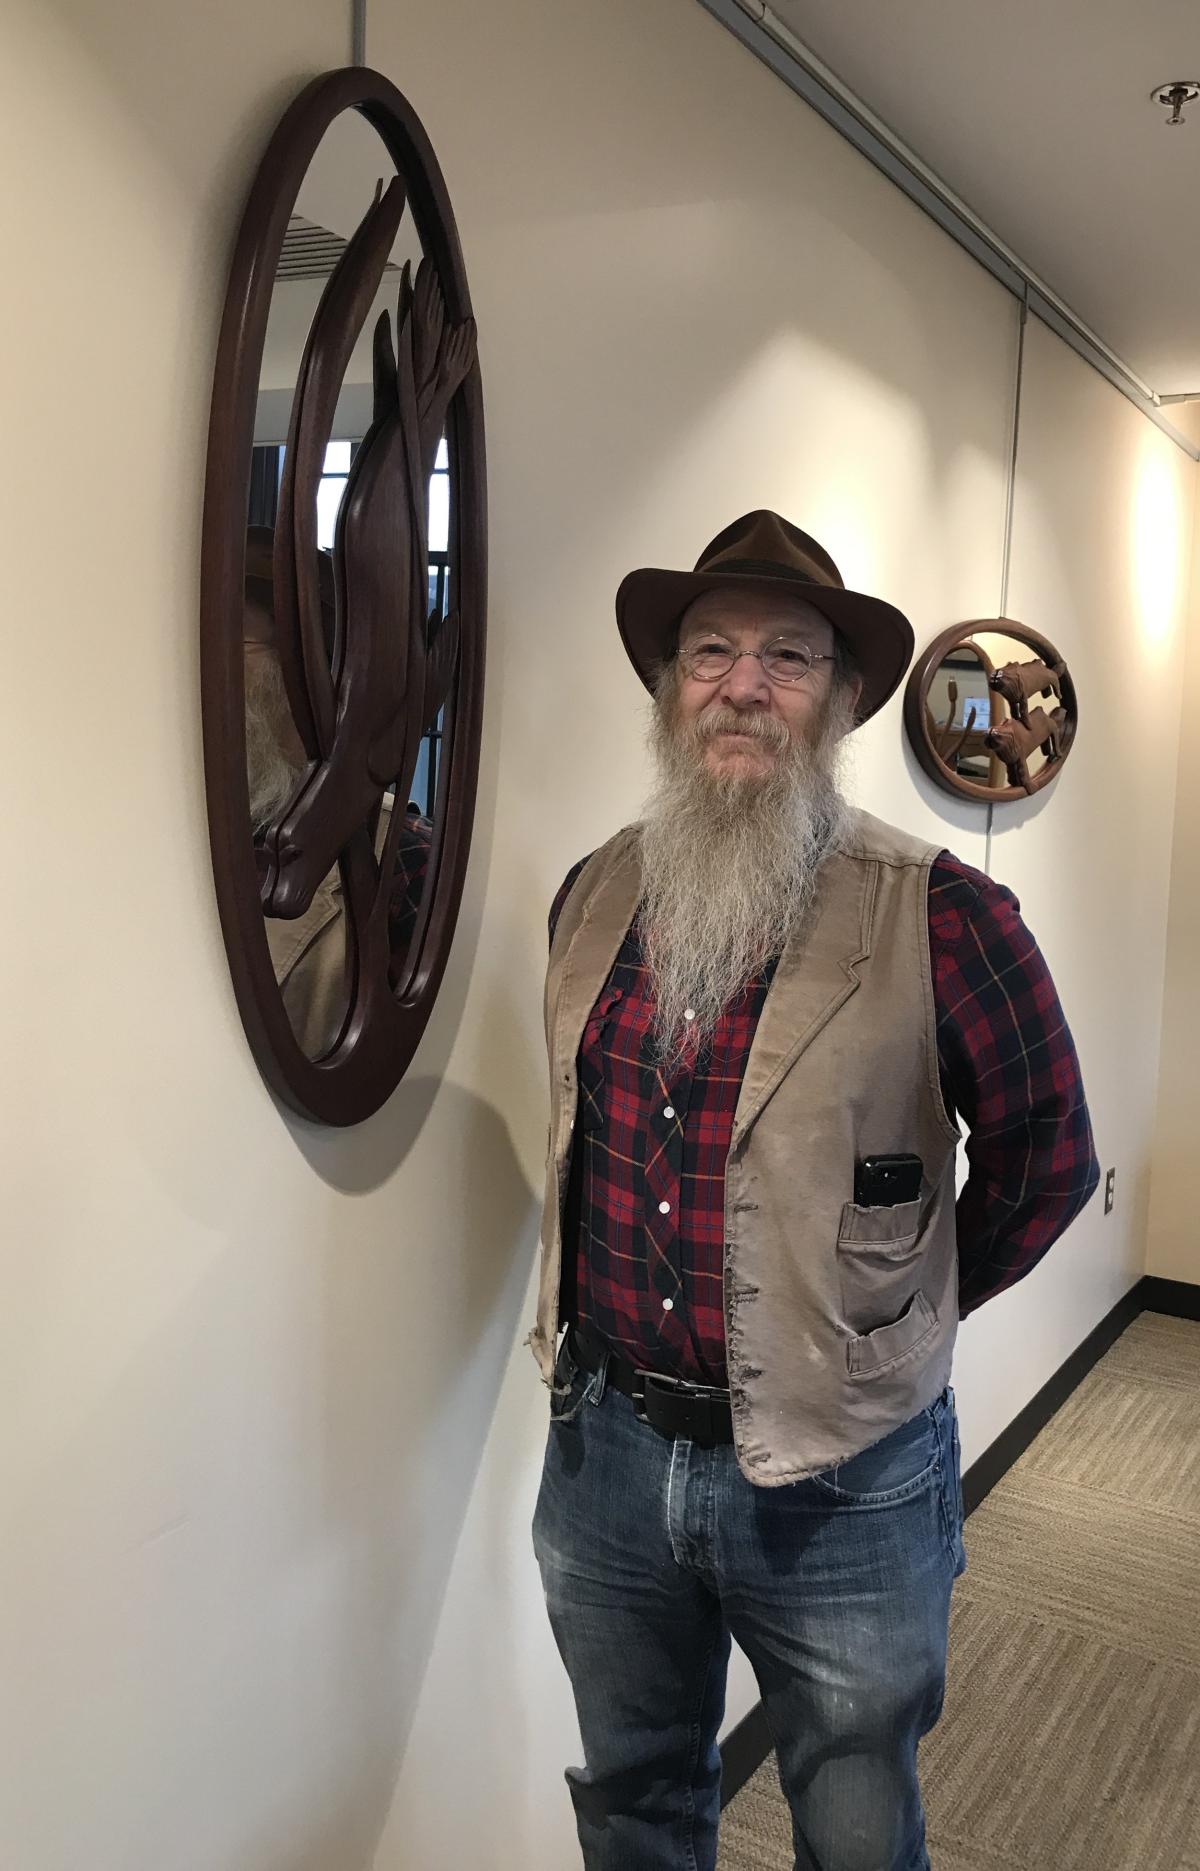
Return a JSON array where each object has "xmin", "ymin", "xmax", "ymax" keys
[
  {"xmin": 246, "ymin": 436, "xmax": 449, "ymax": 818},
  {"xmin": 248, "ymin": 442, "xmax": 281, "ymax": 529},
  {"xmin": 950, "ymin": 682, "xmax": 991, "ymax": 731},
  {"xmin": 316, "ymin": 439, "xmax": 351, "ymax": 550},
  {"xmin": 413, "ymin": 436, "xmax": 451, "ymax": 819},
  {"xmin": 937, "ymin": 652, "xmax": 991, "ymax": 730}
]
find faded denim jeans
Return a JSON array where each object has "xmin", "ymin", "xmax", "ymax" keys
[{"xmin": 533, "ymin": 1338, "xmax": 967, "ymax": 1871}]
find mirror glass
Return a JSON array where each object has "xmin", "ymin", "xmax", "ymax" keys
[
  {"xmin": 244, "ymin": 109, "xmax": 446, "ymax": 1059},
  {"xmin": 924, "ymin": 642, "xmax": 998, "ymax": 785}
]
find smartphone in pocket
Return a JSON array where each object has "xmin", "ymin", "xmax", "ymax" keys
[{"xmin": 853, "ymin": 1153, "xmax": 923, "ymax": 1207}]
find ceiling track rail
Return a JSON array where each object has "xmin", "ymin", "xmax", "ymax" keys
[{"xmin": 698, "ymin": 0, "xmax": 1200, "ymax": 460}]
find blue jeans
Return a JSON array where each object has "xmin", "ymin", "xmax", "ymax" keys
[{"xmin": 533, "ymin": 1340, "xmax": 967, "ymax": 1871}]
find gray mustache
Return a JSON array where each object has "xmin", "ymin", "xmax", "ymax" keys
[{"xmin": 695, "ymin": 708, "xmax": 789, "ymax": 750}]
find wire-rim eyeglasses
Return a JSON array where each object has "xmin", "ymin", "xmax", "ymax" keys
[{"xmin": 677, "ymin": 636, "xmax": 835, "ymax": 687}]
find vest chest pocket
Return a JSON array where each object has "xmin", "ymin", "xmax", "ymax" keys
[{"xmin": 836, "ymin": 1197, "xmax": 927, "ymax": 1344}]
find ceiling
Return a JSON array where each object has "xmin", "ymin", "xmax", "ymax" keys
[{"xmin": 760, "ymin": 0, "xmax": 1200, "ymax": 399}]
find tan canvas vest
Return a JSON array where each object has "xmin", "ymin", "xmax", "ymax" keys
[{"xmin": 528, "ymin": 807, "xmax": 962, "ymax": 1487}]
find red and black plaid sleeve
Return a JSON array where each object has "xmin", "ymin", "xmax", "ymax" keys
[{"xmin": 930, "ymin": 852, "xmax": 1101, "ymax": 1317}]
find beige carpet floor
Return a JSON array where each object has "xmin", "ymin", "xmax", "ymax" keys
[{"xmin": 718, "ymin": 1311, "xmax": 1200, "ymax": 1871}]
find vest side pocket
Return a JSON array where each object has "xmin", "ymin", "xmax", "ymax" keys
[
  {"xmin": 836, "ymin": 1199, "xmax": 926, "ymax": 1336},
  {"xmin": 846, "ymin": 1289, "xmax": 939, "ymax": 1380}
]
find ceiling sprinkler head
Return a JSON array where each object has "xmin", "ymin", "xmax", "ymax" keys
[{"xmin": 1152, "ymin": 81, "xmax": 1200, "ymax": 125}]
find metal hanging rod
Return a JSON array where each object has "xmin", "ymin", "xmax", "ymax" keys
[{"xmin": 697, "ymin": 0, "xmax": 1199, "ymax": 460}]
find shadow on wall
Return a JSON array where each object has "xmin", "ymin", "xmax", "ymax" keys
[
  {"xmin": 296, "ymin": 1081, "xmax": 539, "ymax": 1871},
  {"xmin": 288, "ymin": 1066, "xmax": 457, "ymax": 1194}
]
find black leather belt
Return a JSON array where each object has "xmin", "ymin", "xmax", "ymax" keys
[{"xmin": 569, "ymin": 1325, "xmax": 735, "ymax": 1448}]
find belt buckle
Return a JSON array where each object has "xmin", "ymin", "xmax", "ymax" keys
[
  {"xmin": 631, "ymin": 1368, "xmax": 687, "ymax": 1427},
  {"xmin": 632, "ymin": 1369, "xmax": 728, "ymax": 1443}
]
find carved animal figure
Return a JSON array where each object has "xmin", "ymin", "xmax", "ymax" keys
[
  {"xmin": 259, "ymin": 176, "xmax": 477, "ymax": 936},
  {"xmin": 985, "ymin": 704, "xmax": 1062, "ymax": 793},
  {"xmin": 988, "ymin": 656, "xmax": 1065, "ymax": 727}
]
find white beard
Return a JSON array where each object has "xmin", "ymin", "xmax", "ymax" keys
[
  {"xmin": 245, "ymin": 652, "xmax": 304, "ymax": 832},
  {"xmin": 638, "ymin": 675, "xmax": 856, "ymax": 1067}
]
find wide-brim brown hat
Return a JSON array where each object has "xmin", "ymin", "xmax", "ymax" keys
[{"xmin": 616, "ymin": 509, "xmax": 915, "ymax": 726}]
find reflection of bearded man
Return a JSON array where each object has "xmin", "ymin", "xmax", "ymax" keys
[
  {"xmin": 242, "ymin": 525, "xmax": 317, "ymax": 836},
  {"xmin": 244, "ymin": 629, "xmax": 305, "ymax": 832},
  {"xmin": 640, "ymin": 661, "xmax": 855, "ymax": 1064},
  {"xmin": 241, "ymin": 596, "xmax": 350, "ymax": 1058}
]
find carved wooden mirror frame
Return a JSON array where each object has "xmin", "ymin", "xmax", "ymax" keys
[
  {"xmin": 904, "ymin": 618, "xmax": 1078, "ymax": 804},
  {"xmin": 201, "ymin": 69, "xmax": 486, "ymax": 1125}
]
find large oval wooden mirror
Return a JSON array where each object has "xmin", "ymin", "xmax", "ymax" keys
[{"xmin": 201, "ymin": 69, "xmax": 486, "ymax": 1126}]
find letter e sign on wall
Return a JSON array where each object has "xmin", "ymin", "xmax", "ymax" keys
[{"xmin": 201, "ymin": 70, "xmax": 487, "ymax": 1126}]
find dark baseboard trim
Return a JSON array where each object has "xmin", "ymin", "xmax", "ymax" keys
[
  {"xmin": 719, "ymin": 1273, "xmax": 1199, "ymax": 1803},
  {"xmin": 960, "ymin": 1277, "xmax": 1145, "ymax": 1514},
  {"xmin": 1140, "ymin": 1275, "xmax": 1200, "ymax": 1321}
]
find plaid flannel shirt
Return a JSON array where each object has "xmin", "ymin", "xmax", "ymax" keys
[{"xmin": 549, "ymin": 848, "xmax": 1100, "ymax": 1385}]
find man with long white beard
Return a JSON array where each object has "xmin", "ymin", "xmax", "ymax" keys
[{"xmin": 529, "ymin": 511, "xmax": 1099, "ymax": 1871}]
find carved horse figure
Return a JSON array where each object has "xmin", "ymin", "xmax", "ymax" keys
[
  {"xmin": 985, "ymin": 704, "xmax": 1064, "ymax": 793},
  {"xmin": 988, "ymin": 656, "xmax": 1065, "ymax": 727},
  {"xmin": 258, "ymin": 176, "xmax": 477, "ymax": 950}
]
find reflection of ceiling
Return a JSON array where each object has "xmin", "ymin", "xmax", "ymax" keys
[{"xmin": 277, "ymin": 214, "xmax": 400, "ymax": 283}]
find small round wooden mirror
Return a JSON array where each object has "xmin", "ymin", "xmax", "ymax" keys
[{"xmin": 904, "ymin": 620, "xmax": 1077, "ymax": 804}]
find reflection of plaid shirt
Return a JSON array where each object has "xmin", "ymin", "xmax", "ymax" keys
[
  {"xmin": 388, "ymin": 810, "xmax": 435, "ymax": 978},
  {"xmin": 550, "ymin": 850, "xmax": 1100, "ymax": 1386}
]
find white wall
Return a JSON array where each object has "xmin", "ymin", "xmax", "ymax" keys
[
  {"xmin": 954, "ymin": 317, "xmax": 1195, "ymax": 1436},
  {"xmin": 2, "ymin": 1, "xmax": 1194, "ymax": 1869},
  {"xmin": 1149, "ymin": 490, "xmax": 1200, "ymax": 1283}
]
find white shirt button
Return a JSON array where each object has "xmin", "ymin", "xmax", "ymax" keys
[
  {"xmin": 664, "ymin": 1105, "xmax": 675, "ymax": 1120},
  {"xmin": 658, "ymin": 1200, "xmax": 671, "ymax": 1214},
  {"xmin": 683, "ymin": 1009, "xmax": 696, "ymax": 1022},
  {"xmin": 662, "ymin": 1297, "xmax": 674, "ymax": 1312}
]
